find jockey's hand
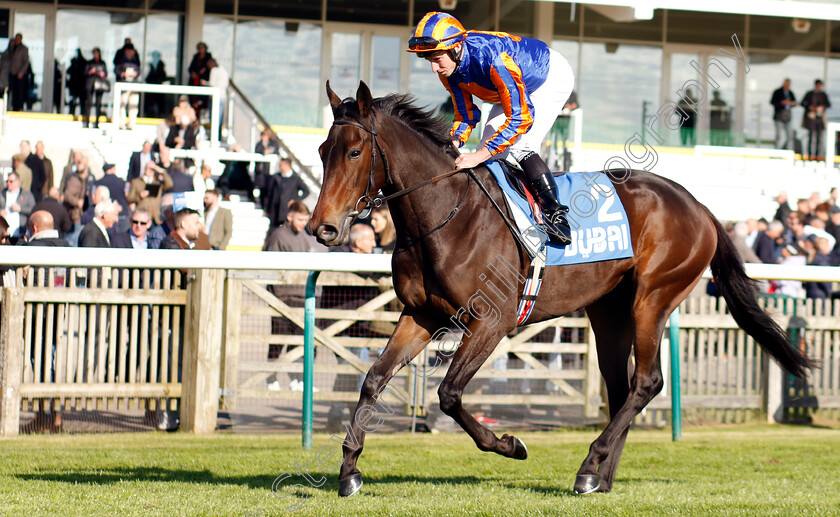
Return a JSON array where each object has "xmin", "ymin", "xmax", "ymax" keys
[{"xmin": 454, "ymin": 147, "xmax": 492, "ymax": 169}]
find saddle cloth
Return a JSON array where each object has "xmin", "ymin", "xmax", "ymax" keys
[{"xmin": 484, "ymin": 161, "xmax": 634, "ymax": 266}]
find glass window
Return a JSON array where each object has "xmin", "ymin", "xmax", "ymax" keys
[
  {"xmin": 744, "ymin": 53, "xmax": 825, "ymax": 145},
  {"xmin": 329, "ymin": 33, "xmax": 361, "ymax": 100},
  {"xmin": 239, "ymin": 0, "xmax": 321, "ymax": 20},
  {"xmin": 750, "ymin": 16, "xmax": 826, "ymax": 52},
  {"xmin": 234, "ymin": 20, "xmax": 322, "ymax": 126},
  {"xmin": 370, "ymin": 35, "xmax": 401, "ymax": 99},
  {"xmin": 551, "ymin": 39, "xmax": 580, "ymax": 81},
  {"xmin": 150, "ymin": 0, "xmax": 186, "ymax": 11},
  {"xmin": 553, "ymin": 3, "xmax": 581, "ymax": 39},
  {"xmin": 143, "ymin": 13, "xmax": 181, "ymax": 116},
  {"xmin": 667, "ymin": 10, "xmax": 745, "ymax": 46},
  {"xmin": 55, "ymin": 9, "xmax": 145, "ymax": 82},
  {"xmin": 831, "ymin": 21, "xmax": 840, "ymax": 53},
  {"xmin": 407, "ymin": 50, "xmax": 447, "ymax": 114},
  {"xmin": 202, "ymin": 16, "xmax": 234, "ymax": 78},
  {"xmin": 412, "ymin": 0, "xmax": 496, "ymax": 31},
  {"xmin": 328, "ymin": 0, "xmax": 408, "ymax": 25},
  {"xmin": 12, "ymin": 14, "xmax": 46, "ymax": 111},
  {"xmin": 498, "ymin": 1, "xmax": 535, "ymax": 37},
  {"xmin": 58, "ymin": 0, "xmax": 144, "ymax": 8},
  {"xmin": 579, "ymin": 42, "xmax": 662, "ymax": 144},
  {"xmin": 826, "ymin": 59, "xmax": 840, "ymax": 125},
  {"xmin": 583, "ymin": 6, "xmax": 663, "ymax": 42}
]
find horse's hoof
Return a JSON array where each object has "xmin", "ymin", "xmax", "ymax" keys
[
  {"xmin": 338, "ymin": 474, "xmax": 363, "ymax": 497},
  {"xmin": 574, "ymin": 474, "xmax": 600, "ymax": 495},
  {"xmin": 513, "ymin": 437, "xmax": 528, "ymax": 460}
]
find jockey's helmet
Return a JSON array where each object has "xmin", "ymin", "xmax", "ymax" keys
[{"xmin": 407, "ymin": 12, "xmax": 466, "ymax": 54}]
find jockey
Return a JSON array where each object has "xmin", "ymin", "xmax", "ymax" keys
[{"xmin": 408, "ymin": 11, "xmax": 574, "ymax": 245}]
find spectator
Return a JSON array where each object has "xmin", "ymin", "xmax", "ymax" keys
[
  {"xmin": 743, "ymin": 218, "xmax": 759, "ymax": 249},
  {"xmin": 333, "ymin": 223, "xmax": 376, "ymax": 254},
  {"xmin": 155, "ymin": 114, "xmax": 177, "ymax": 154},
  {"xmin": 22, "ymin": 140, "xmax": 45, "ymax": 202},
  {"xmin": 254, "ymin": 129, "xmax": 279, "ymax": 208},
  {"xmin": 172, "ymin": 95, "xmax": 197, "ymax": 127},
  {"xmin": 127, "ymin": 161, "xmax": 173, "ymax": 224},
  {"xmin": 112, "ymin": 38, "xmax": 140, "ymax": 70},
  {"xmin": 770, "ymin": 78, "xmax": 797, "ymax": 150},
  {"xmin": 146, "ymin": 193, "xmax": 175, "ymax": 248},
  {"xmin": 160, "ymin": 208, "xmax": 210, "ymax": 250},
  {"xmin": 677, "ymin": 88, "xmax": 698, "ymax": 146},
  {"xmin": 370, "ymin": 205, "xmax": 396, "ymax": 253},
  {"xmin": 128, "ymin": 141, "xmax": 159, "ymax": 182},
  {"xmin": 144, "ymin": 50, "xmax": 168, "ymax": 117},
  {"xmin": 201, "ymin": 57, "xmax": 229, "ymax": 139},
  {"xmin": 187, "ymin": 42, "xmax": 212, "ymax": 116},
  {"xmin": 12, "ymin": 153, "xmax": 32, "ymax": 192},
  {"xmin": 801, "ymin": 236, "xmax": 832, "ymax": 299},
  {"xmin": 193, "ymin": 162, "xmax": 216, "ymax": 198},
  {"xmin": 203, "ymin": 189, "xmax": 232, "ymax": 250},
  {"xmin": 32, "ymin": 141, "xmax": 54, "ymax": 200},
  {"xmin": 165, "ymin": 111, "xmax": 201, "ymax": 150},
  {"xmin": 83, "ymin": 47, "xmax": 108, "ymax": 129},
  {"xmin": 754, "ymin": 220, "xmax": 784, "ymax": 264},
  {"xmin": 732, "ymin": 221, "xmax": 761, "ymax": 263},
  {"xmin": 67, "ymin": 49, "xmax": 87, "ymax": 119},
  {"xmin": 4, "ymin": 34, "xmax": 29, "ymax": 112},
  {"xmin": 803, "ymin": 218, "xmax": 837, "ymax": 250},
  {"xmin": 110, "ymin": 206, "xmax": 153, "ymax": 249},
  {"xmin": 266, "ymin": 158, "xmax": 309, "ymax": 226},
  {"xmin": 79, "ymin": 200, "xmax": 118, "ymax": 247},
  {"xmin": 165, "ymin": 160, "xmax": 194, "ymax": 194},
  {"xmin": 796, "ymin": 198, "xmax": 814, "ymax": 225},
  {"xmin": 97, "ymin": 163, "xmax": 130, "ymax": 231},
  {"xmin": 800, "ymin": 79, "xmax": 831, "ymax": 160},
  {"xmin": 772, "ymin": 243, "xmax": 806, "ymax": 298},
  {"xmin": 60, "ymin": 150, "xmax": 83, "ymax": 190},
  {"xmin": 26, "ymin": 211, "xmax": 69, "ymax": 247},
  {"xmin": 830, "ymin": 187, "xmax": 839, "ymax": 207},
  {"xmin": 33, "ymin": 187, "xmax": 72, "ymax": 237},
  {"xmin": 62, "ymin": 151, "xmax": 95, "ymax": 225},
  {"xmin": 0, "ymin": 171, "xmax": 35, "ymax": 240},
  {"xmin": 774, "ymin": 191, "xmax": 793, "ymax": 231},
  {"xmin": 80, "ymin": 185, "xmax": 112, "ymax": 226},
  {"xmin": 114, "ymin": 43, "xmax": 141, "ymax": 130},
  {"xmin": 263, "ymin": 200, "xmax": 316, "ymax": 252}
]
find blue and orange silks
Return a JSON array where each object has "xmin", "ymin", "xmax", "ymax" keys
[{"xmin": 443, "ymin": 31, "xmax": 552, "ymax": 155}]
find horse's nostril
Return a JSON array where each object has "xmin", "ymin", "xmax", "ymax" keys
[{"xmin": 318, "ymin": 224, "xmax": 338, "ymax": 241}]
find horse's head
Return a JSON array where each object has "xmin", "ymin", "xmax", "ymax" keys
[{"xmin": 310, "ymin": 81, "xmax": 387, "ymax": 246}]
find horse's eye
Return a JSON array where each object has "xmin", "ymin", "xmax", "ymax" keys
[{"xmin": 348, "ymin": 149, "xmax": 362, "ymax": 160}]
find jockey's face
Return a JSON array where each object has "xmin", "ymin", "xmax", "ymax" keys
[{"xmin": 425, "ymin": 46, "xmax": 459, "ymax": 78}]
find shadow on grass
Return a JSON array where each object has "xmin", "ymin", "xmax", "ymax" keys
[
  {"xmin": 15, "ymin": 468, "xmax": 583, "ymax": 497},
  {"xmin": 14, "ymin": 467, "xmax": 278, "ymax": 489}
]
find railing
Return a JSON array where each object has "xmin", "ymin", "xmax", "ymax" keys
[
  {"xmin": 0, "ymin": 248, "xmax": 838, "ymax": 437},
  {"xmin": 226, "ymin": 80, "xmax": 321, "ymax": 188}
]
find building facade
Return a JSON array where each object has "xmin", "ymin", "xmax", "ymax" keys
[{"xmin": 3, "ymin": 0, "xmax": 840, "ymax": 146}]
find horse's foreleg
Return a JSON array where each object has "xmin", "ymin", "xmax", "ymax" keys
[
  {"xmin": 436, "ymin": 323, "xmax": 527, "ymax": 460},
  {"xmin": 337, "ymin": 310, "xmax": 437, "ymax": 497}
]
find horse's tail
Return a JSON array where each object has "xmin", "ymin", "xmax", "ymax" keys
[{"xmin": 708, "ymin": 215, "xmax": 814, "ymax": 378}]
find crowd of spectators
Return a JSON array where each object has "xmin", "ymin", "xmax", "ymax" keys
[{"xmin": 722, "ymin": 188, "xmax": 840, "ymax": 300}]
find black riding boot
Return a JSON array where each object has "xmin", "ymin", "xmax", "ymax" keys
[{"xmin": 520, "ymin": 153, "xmax": 572, "ymax": 245}]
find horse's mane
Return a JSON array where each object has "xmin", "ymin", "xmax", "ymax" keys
[{"xmin": 335, "ymin": 93, "xmax": 460, "ymax": 160}]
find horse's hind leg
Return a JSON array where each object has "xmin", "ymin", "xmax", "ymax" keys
[
  {"xmin": 336, "ymin": 310, "xmax": 438, "ymax": 497},
  {"xmin": 574, "ymin": 292, "xmax": 670, "ymax": 495},
  {"xmin": 437, "ymin": 321, "xmax": 527, "ymax": 459},
  {"xmin": 583, "ymin": 277, "xmax": 635, "ymax": 493}
]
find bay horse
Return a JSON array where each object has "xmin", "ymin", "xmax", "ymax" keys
[{"xmin": 310, "ymin": 81, "xmax": 812, "ymax": 497}]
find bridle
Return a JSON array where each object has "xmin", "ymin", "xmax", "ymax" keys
[{"xmin": 331, "ymin": 114, "xmax": 465, "ymax": 220}]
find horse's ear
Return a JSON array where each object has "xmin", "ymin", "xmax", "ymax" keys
[
  {"xmin": 356, "ymin": 81, "xmax": 373, "ymax": 118},
  {"xmin": 326, "ymin": 80, "xmax": 342, "ymax": 113}
]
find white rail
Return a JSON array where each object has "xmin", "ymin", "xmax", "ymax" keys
[
  {"xmin": 111, "ymin": 82, "xmax": 221, "ymax": 149},
  {"xmin": 1, "ymin": 247, "xmax": 839, "ymax": 282}
]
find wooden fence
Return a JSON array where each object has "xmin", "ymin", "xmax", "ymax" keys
[{"xmin": 1, "ymin": 265, "xmax": 839, "ymax": 436}]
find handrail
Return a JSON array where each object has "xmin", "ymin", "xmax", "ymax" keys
[{"xmin": 227, "ymin": 80, "xmax": 321, "ymax": 188}]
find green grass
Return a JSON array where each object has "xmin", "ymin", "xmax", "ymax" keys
[{"xmin": 1, "ymin": 425, "xmax": 839, "ymax": 516}]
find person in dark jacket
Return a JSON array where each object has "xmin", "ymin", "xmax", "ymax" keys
[
  {"xmin": 266, "ymin": 158, "xmax": 309, "ymax": 226},
  {"xmin": 83, "ymin": 48, "xmax": 107, "ymax": 128},
  {"xmin": 66, "ymin": 49, "xmax": 88, "ymax": 119},
  {"xmin": 753, "ymin": 220, "xmax": 784, "ymax": 264},
  {"xmin": 97, "ymin": 163, "xmax": 130, "ymax": 232},
  {"xmin": 32, "ymin": 187, "xmax": 72, "ymax": 237},
  {"xmin": 26, "ymin": 211, "xmax": 69, "ymax": 247}
]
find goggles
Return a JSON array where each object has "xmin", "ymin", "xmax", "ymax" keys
[{"xmin": 407, "ymin": 32, "xmax": 464, "ymax": 52}]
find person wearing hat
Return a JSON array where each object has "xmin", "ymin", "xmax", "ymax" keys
[
  {"xmin": 97, "ymin": 162, "xmax": 130, "ymax": 232},
  {"xmin": 407, "ymin": 12, "xmax": 575, "ymax": 244}
]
